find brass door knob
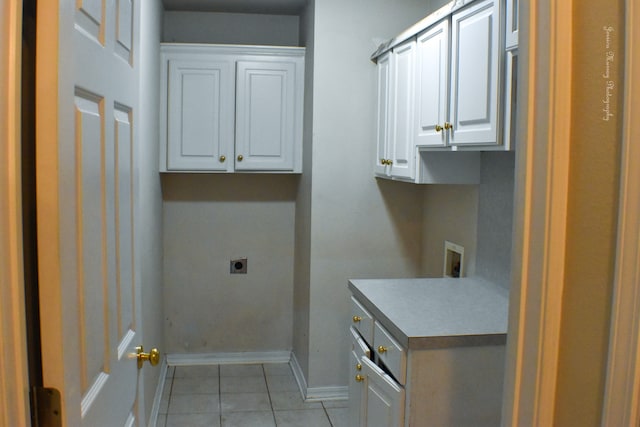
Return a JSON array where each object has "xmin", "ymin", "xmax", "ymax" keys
[
  {"xmin": 237, "ymin": 154, "xmax": 244, "ymax": 162},
  {"xmin": 386, "ymin": 159, "xmax": 393, "ymax": 165},
  {"xmin": 355, "ymin": 374, "xmax": 365, "ymax": 382},
  {"xmin": 219, "ymin": 155, "xmax": 226, "ymax": 162},
  {"xmin": 136, "ymin": 346, "xmax": 160, "ymax": 369},
  {"xmin": 352, "ymin": 315, "xmax": 362, "ymax": 323},
  {"xmin": 444, "ymin": 122, "xmax": 453, "ymax": 130},
  {"xmin": 377, "ymin": 345, "xmax": 388, "ymax": 354},
  {"xmin": 435, "ymin": 124, "xmax": 443, "ymax": 132},
  {"xmin": 356, "ymin": 363, "xmax": 362, "ymax": 371}
]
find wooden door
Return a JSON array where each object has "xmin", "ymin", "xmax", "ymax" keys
[
  {"xmin": 449, "ymin": 0, "xmax": 500, "ymax": 146},
  {"xmin": 166, "ymin": 58, "xmax": 234, "ymax": 172},
  {"xmin": 415, "ymin": 20, "xmax": 450, "ymax": 148},
  {"xmin": 235, "ymin": 59, "xmax": 299, "ymax": 171},
  {"xmin": 388, "ymin": 40, "xmax": 416, "ymax": 181},
  {"xmin": 36, "ymin": 0, "xmax": 144, "ymax": 425}
]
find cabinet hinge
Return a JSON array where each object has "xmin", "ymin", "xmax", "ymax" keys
[{"xmin": 32, "ymin": 387, "xmax": 62, "ymax": 427}]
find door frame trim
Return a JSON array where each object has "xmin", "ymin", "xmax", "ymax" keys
[
  {"xmin": 0, "ymin": 0, "xmax": 31, "ymax": 424},
  {"xmin": 501, "ymin": 0, "xmax": 573, "ymax": 424},
  {"xmin": 601, "ymin": 1, "xmax": 640, "ymax": 424}
]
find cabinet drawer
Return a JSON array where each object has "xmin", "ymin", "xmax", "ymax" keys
[
  {"xmin": 374, "ymin": 322, "xmax": 406, "ymax": 385},
  {"xmin": 350, "ymin": 326, "xmax": 371, "ymax": 359},
  {"xmin": 350, "ymin": 297, "xmax": 374, "ymax": 345}
]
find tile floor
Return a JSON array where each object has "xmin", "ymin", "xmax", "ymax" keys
[{"xmin": 156, "ymin": 363, "xmax": 349, "ymax": 427}]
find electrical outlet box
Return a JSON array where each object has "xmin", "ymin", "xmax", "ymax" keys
[
  {"xmin": 230, "ymin": 258, "xmax": 247, "ymax": 274},
  {"xmin": 443, "ymin": 241, "xmax": 464, "ymax": 278}
]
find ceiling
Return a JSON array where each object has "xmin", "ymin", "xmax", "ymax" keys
[{"xmin": 162, "ymin": 0, "xmax": 308, "ymax": 15}]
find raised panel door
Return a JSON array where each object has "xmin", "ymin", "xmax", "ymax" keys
[
  {"xmin": 235, "ymin": 59, "xmax": 300, "ymax": 171},
  {"xmin": 375, "ymin": 53, "xmax": 392, "ymax": 176},
  {"xmin": 388, "ymin": 39, "xmax": 416, "ymax": 180},
  {"xmin": 450, "ymin": 0, "xmax": 500, "ymax": 146},
  {"xmin": 415, "ymin": 20, "xmax": 450, "ymax": 147},
  {"xmin": 166, "ymin": 59, "xmax": 234, "ymax": 171},
  {"xmin": 362, "ymin": 357, "xmax": 405, "ymax": 427},
  {"xmin": 36, "ymin": 0, "xmax": 145, "ymax": 424}
]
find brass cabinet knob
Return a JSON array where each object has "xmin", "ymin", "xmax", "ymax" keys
[
  {"xmin": 380, "ymin": 158, "xmax": 386, "ymax": 165},
  {"xmin": 435, "ymin": 124, "xmax": 443, "ymax": 132},
  {"xmin": 352, "ymin": 315, "xmax": 362, "ymax": 323},
  {"xmin": 355, "ymin": 374, "xmax": 365, "ymax": 382},
  {"xmin": 377, "ymin": 345, "xmax": 388, "ymax": 354},
  {"xmin": 219, "ymin": 155, "xmax": 226, "ymax": 162},
  {"xmin": 237, "ymin": 154, "xmax": 244, "ymax": 162},
  {"xmin": 444, "ymin": 122, "xmax": 453, "ymax": 130},
  {"xmin": 136, "ymin": 346, "xmax": 160, "ymax": 369},
  {"xmin": 356, "ymin": 363, "xmax": 362, "ymax": 371}
]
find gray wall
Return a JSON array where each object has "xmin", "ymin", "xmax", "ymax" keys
[
  {"xmin": 162, "ymin": 175, "xmax": 297, "ymax": 354},
  {"xmin": 301, "ymin": 0, "xmax": 438, "ymax": 389},
  {"xmin": 292, "ymin": 0, "xmax": 315, "ymax": 382},
  {"xmin": 421, "ymin": 153, "xmax": 516, "ymax": 288},
  {"xmin": 138, "ymin": 0, "xmax": 165, "ymax": 421},
  {"xmin": 163, "ymin": 11, "xmax": 300, "ymax": 45},
  {"xmin": 475, "ymin": 152, "xmax": 515, "ymax": 289}
]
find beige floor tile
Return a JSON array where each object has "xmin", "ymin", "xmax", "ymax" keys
[
  {"xmin": 263, "ymin": 363, "xmax": 293, "ymax": 376},
  {"xmin": 327, "ymin": 407, "xmax": 349, "ymax": 427},
  {"xmin": 274, "ymin": 409, "xmax": 332, "ymax": 427},
  {"xmin": 221, "ymin": 392, "xmax": 271, "ymax": 413},
  {"xmin": 173, "ymin": 365, "xmax": 220, "ymax": 378},
  {"xmin": 270, "ymin": 391, "xmax": 322, "ymax": 411},
  {"xmin": 266, "ymin": 374, "xmax": 299, "ymax": 392},
  {"xmin": 221, "ymin": 411, "xmax": 276, "ymax": 427},
  {"xmin": 168, "ymin": 393, "xmax": 220, "ymax": 414},
  {"xmin": 220, "ymin": 375, "xmax": 267, "ymax": 393},
  {"xmin": 166, "ymin": 413, "xmax": 220, "ymax": 427},
  {"xmin": 172, "ymin": 376, "xmax": 219, "ymax": 395},
  {"xmin": 220, "ymin": 363, "xmax": 263, "ymax": 377}
]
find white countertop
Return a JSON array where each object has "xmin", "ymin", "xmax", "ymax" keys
[{"xmin": 348, "ymin": 277, "xmax": 509, "ymax": 350}]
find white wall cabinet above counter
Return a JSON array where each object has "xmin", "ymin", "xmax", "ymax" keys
[
  {"xmin": 160, "ymin": 44, "xmax": 305, "ymax": 173},
  {"xmin": 372, "ymin": 0, "xmax": 517, "ymax": 183}
]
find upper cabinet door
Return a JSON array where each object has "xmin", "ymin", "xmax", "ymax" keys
[
  {"xmin": 166, "ymin": 59, "xmax": 234, "ymax": 171},
  {"xmin": 449, "ymin": 0, "xmax": 500, "ymax": 147},
  {"xmin": 505, "ymin": 0, "xmax": 519, "ymax": 49},
  {"xmin": 375, "ymin": 53, "xmax": 392, "ymax": 176},
  {"xmin": 235, "ymin": 59, "xmax": 302, "ymax": 172},
  {"xmin": 415, "ymin": 20, "xmax": 450, "ymax": 148},
  {"xmin": 388, "ymin": 39, "xmax": 416, "ymax": 181}
]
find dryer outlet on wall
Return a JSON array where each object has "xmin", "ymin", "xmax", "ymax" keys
[
  {"xmin": 443, "ymin": 241, "xmax": 464, "ymax": 278},
  {"xmin": 230, "ymin": 258, "xmax": 247, "ymax": 274}
]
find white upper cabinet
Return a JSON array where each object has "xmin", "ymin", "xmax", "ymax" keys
[
  {"xmin": 374, "ymin": 0, "xmax": 511, "ymax": 166},
  {"xmin": 166, "ymin": 58, "xmax": 235, "ymax": 171},
  {"xmin": 376, "ymin": 40, "xmax": 417, "ymax": 181},
  {"xmin": 388, "ymin": 39, "xmax": 416, "ymax": 180},
  {"xmin": 235, "ymin": 60, "xmax": 300, "ymax": 171},
  {"xmin": 375, "ymin": 53, "xmax": 392, "ymax": 177},
  {"xmin": 505, "ymin": 0, "xmax": 519, "ymax": 49},
  {"xmin": 160, "ymin": 44, "xmax": 305, "ymax": 173},
  {"xmin": 449, "ymin": 0, "xmax": 500, "ymax": 147},
  {"xmin": 415, "ymin": 20, "xmax": 450, "ymax": 148}
]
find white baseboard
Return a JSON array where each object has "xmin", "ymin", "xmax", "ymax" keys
[
  {"xmin": 146, "ymin": 358, "xmax": 168, "ymax": 427},
  {"xmin": 166, "ymin": 351, "xmax": 292, "ymax": 366},
  {"xmin": 289, "ymin": 352, "xmax": 349, "ymax": 402}
]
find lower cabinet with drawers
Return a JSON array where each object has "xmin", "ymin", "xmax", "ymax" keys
[{"xmin": 348, "ymin": 278, "xmax": 509, "ymax": 427}]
